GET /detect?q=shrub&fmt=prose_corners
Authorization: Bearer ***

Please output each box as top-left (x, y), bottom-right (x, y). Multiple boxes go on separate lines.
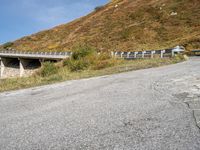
top-left (40, 62), bottom-right (58, 77)
top-left (120, 28), bottom-right (131, 40)
top-left (72, 45), bottom-right (96, 60)
top-left (65, 59), bottom-right (90, 72)
top-left (3, 42), bottom-right (13, 49)
top-left (63, 45), bottom-right (97, 72)
top-left (94, 6), bottom-right (104, 11)
top-left (63, 46), bottom-right (118, 72)
top-left (172, 54), bottom-right (187, 63)
top-left (63, 59), bottom-right (71, 67)
top-left (93, 53), bottom-right (119, 70)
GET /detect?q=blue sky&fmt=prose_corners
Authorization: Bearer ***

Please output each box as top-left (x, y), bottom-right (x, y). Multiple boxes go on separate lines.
top-left (0, 0), bottom-right (109, 44)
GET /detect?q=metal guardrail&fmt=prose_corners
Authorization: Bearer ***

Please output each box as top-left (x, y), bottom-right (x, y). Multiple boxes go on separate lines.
top-left (0, 48), bottom-right (179, 60)
top-left (112, 49), bottom-right (174, 59)
top-left (191, 50), bottom-right (200, 53)
top-left (0, 50), bottom-right (73, 56)
top-left (191, 50), bottom-right (200, 56)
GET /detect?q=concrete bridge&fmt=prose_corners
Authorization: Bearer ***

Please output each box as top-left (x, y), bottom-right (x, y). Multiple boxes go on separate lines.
top-left (0, 50), bottom-right (72, 78)
top-left (0, 47), bottom-right (184, 79)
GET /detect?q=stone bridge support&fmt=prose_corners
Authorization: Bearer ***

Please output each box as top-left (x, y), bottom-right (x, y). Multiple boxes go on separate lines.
top-left (19, 58), bottom-right (42, 77)
top-left (0, 57), bottom-right (42, 79)
top-left (0, 50), bottom-right (68, 79)
top-left (0, 57), bottom-right (18, 78)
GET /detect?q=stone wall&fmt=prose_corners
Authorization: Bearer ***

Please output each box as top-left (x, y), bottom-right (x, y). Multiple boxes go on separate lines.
top-left (0, 67), bottom-right (39, 79)
top-left (3, 67), bottom-right (20, 78)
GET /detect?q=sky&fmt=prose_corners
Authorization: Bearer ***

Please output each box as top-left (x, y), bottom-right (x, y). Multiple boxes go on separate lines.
top-left (0, 0), bottom-right (109, 44)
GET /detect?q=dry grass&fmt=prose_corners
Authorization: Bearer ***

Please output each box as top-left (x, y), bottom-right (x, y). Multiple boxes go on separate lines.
top-left (0, 56), bottom-right (185, 92)
top-left (1, 0), bottom-right (199, 53)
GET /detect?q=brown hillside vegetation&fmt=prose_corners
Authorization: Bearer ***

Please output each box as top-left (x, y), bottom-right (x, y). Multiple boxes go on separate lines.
top-left (2, 0), bottom-right (200, 52)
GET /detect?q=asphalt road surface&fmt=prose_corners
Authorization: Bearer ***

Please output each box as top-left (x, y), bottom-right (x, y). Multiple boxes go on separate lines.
top-left (0, 57), bottom-right (200, 150)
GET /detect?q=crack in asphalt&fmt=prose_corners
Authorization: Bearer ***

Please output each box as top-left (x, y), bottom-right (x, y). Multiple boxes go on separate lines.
top-left (1, 57), bottom-right (200, 149)
top-left (153, 74), bottom-right (200, 131)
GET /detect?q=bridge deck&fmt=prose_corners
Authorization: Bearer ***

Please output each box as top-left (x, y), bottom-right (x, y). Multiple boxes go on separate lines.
top-left (0, 50), bottom-right (71, 60)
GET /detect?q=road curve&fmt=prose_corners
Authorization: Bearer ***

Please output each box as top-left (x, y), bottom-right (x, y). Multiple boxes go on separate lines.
top-left (0, 57), bottom-right (200, 150)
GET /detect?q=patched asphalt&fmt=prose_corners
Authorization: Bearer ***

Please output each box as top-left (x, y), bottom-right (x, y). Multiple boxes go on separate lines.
top-left (0, 57), bottom-right (200, 150)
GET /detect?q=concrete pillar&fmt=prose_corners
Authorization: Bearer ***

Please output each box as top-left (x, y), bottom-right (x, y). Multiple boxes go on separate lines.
top-left (19, 58), bottom-right (33, 77)
top-left (0, 58), bottom-right (12, 78)
top-left (19, 59), bottom-right (25, 77)
top-left (39, 59), bottom-right (45, 63)
top-left (0, 58), bottom-right (5, 78)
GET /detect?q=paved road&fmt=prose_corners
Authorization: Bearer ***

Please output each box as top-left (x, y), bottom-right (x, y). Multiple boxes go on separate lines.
top-left (0, 57), bottom-right (200, 150)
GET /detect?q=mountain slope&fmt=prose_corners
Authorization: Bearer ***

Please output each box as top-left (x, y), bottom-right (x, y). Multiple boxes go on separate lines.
top-left (2, 0), bottom-right (200, 52)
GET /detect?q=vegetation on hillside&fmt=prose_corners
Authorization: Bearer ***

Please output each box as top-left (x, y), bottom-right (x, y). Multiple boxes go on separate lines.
top-left (0, 0), bottom-right (199, 53)
top-left (2, 42), bottom-right (14, 49)
top-left (0, 45), bottom-right (186, 92)
top-left (63, 45), bottom-right (117, 71)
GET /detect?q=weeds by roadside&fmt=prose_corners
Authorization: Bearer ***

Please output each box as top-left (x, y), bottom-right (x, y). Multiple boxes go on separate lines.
top-left (63, 45), bottom-right (118, 71)
top-left (0, 45), bottom-right (187, 92)
top-left (39, 62), bottom-right (59, 77)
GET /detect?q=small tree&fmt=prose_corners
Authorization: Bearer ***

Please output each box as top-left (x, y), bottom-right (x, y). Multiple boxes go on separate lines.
top-left (63, 44), bottom-right (97, 72)
top-left (3, 42), bottom-right (14, 49)
top-left (94, 6), bottom-right (104, 11)
top-left (40, 62), bottom-right (58, 77)
top-left (71, 44), bottom-right (96, 60)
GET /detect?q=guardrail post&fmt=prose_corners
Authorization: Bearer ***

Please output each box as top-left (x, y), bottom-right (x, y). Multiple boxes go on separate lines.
top-left (114, 52), bottom-right (118, 57)
top-left (142, 51), bottom-right (146, 58)
top-left (127, 52), bottom-right (130, 59)
top-left (134, 52), bottom-right (138, 58)
top-left (151, 51), bottom-right (156, 58)
top-left (161, 50), bottom-right (165, 58)
top-left (120, 52), bottom-right (124, 58)
top-left (111, 51), bottom-right (114, 58)
top-left (172, 50), bottom-right (175, 57)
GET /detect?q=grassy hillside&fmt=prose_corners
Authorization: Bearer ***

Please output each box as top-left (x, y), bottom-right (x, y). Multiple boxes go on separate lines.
top-left (1, 0), bottom-right (200, 52)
